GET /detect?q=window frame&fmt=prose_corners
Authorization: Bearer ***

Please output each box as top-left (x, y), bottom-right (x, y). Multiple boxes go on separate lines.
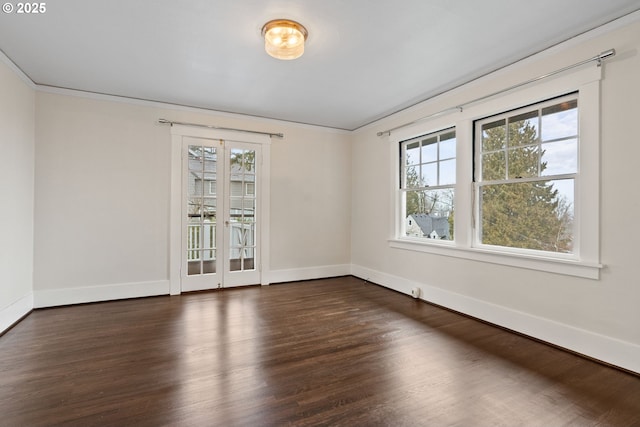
top-left (473, 93), bottom-right (579, 257)
top-left (389, 63), bottom-right (602, 279)
top-left (399, 127), bottom-right (456, 242)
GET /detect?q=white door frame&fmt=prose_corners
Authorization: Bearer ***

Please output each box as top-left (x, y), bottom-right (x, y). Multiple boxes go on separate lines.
top-left (169, 124), bottom-right (271, 294)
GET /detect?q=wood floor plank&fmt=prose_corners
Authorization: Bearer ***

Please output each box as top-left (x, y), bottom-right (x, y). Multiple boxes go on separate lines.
top-left (1, 276), bottom-right (639, 426)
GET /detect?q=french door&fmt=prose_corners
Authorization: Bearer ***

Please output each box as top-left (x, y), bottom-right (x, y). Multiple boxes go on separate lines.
top-left (181, 136), bottom-right (262, 291)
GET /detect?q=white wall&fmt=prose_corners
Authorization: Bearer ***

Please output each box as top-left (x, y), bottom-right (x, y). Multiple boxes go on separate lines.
top-left (34, 94), bottom-right (171, 304)
top-left (269, 125), bottom-right (352, 282)
top-left (0, 59), bottom-right (35, 332)
top-left (351, 15), bottom-right (640, 373)
top-left (33, 91), bottom-right (351, 305)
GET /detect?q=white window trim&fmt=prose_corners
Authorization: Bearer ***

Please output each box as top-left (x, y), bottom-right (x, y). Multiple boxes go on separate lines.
top-left (389, 63), bottom-right (602, 279)
top-left (399, 128), bottom-right (456, 240)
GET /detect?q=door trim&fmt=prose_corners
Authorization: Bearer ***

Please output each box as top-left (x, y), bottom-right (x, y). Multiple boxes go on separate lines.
top-left (169, 125), bottom-right (271, 294)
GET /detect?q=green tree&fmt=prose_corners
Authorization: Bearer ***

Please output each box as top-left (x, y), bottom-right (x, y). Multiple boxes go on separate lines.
top-left (405, 164), bottom-right (424, 215)
top-left (481, 120), bottom-right (573, 252)
top-left (230, 149), bottom-right (255, 171)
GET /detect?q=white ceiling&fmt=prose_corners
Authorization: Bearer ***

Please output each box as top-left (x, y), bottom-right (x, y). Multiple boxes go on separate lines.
top-left (1, 1), bottom-right (639, 130)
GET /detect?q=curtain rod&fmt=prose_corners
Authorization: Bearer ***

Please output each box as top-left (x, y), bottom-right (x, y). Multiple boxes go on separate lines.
top-left (158, 119), bottom-right (284, 138)
top-left (377, 48), bottom-right (616, 137)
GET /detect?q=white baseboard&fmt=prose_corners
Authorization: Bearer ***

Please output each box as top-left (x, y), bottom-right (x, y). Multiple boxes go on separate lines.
top-left (351, 264), bottom-right (640, 375)
top-left (0, 292), bottom-right (33, 334)
top-left (268, 264), bottom-right (351, 284)
top-left (34, 280), bottom-right (170, 308)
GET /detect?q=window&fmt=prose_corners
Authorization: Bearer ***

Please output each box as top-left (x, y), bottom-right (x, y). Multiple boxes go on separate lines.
top-left (246, 182), bottom-right (255, 196)
top-left (400, 128), bottom-right (456, 240)
top-left (391, 63), bottom-right (601, 279)
top-left (475, 94), bottom-right (577, 254)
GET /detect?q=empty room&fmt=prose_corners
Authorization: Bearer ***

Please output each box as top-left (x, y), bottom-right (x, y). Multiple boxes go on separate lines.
top-left (1, 1), bottom-right (640, 425)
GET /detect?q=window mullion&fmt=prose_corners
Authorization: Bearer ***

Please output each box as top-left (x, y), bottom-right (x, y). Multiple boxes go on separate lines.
top-left (480, 173), bottom-right (576, 186)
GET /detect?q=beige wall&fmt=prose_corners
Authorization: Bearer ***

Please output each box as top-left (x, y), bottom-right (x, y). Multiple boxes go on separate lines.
top-left (0, 59), bottom-right (35, 331)
top-left (270, 125), bottom-right (352, 272)
top-left (34, 95), bottom-right (171, 293)
top-left (33, 92), bottom-right (351, 299)
top-left (351, 15), bottom-right (640, 372)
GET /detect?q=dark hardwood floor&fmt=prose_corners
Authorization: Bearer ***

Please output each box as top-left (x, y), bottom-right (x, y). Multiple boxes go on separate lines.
top-left (1, 276), bottom-right (639, 426)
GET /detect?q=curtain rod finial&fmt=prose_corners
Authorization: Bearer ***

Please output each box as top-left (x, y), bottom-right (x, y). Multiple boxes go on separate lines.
top-left (599, 49), bottom-right (616, 60)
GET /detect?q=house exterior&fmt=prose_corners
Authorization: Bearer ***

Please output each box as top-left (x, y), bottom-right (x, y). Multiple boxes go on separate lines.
top-left (406, 213), bottom-right (451, 240)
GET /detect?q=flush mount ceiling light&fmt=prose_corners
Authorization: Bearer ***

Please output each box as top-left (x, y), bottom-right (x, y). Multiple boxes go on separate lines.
top-left (261, 19), bottom-right (308, 60)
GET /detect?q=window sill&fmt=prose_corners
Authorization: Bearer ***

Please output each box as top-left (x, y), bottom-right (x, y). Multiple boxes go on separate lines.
top-left (388, 238), bottom-right (602, 279)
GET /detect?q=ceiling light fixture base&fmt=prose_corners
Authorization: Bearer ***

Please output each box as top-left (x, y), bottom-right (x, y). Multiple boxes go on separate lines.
top-left (261, 19), bottom-right (308, 60)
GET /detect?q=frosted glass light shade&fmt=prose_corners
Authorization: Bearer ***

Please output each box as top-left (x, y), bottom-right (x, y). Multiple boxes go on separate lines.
top-left (262, 19), bottom-right (308, 60)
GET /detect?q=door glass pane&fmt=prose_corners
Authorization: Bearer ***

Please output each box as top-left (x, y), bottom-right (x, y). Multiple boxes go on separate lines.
top-left (188, 146), bottom-right (203, 171)
top-left (203, 249), bottom-right (216, 274)
top-left (188, 199), bottom-right (201, 223)
top-left (188, 252), bottom-right (201, 276)
top-left (203, 198), bottom-right (216, 220)
top-left (204, 172), bottom-right (217, 195)
top-left (203, 147), bottom-right (217, 171)
top-left (228, 148), bottom-right (257, 273)
top-left (202, 220), bottom-right (216, 249)
top-left (186, 144), bottom-right (217, 276)
top-left (243, 197), bottom-right (256, 212)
